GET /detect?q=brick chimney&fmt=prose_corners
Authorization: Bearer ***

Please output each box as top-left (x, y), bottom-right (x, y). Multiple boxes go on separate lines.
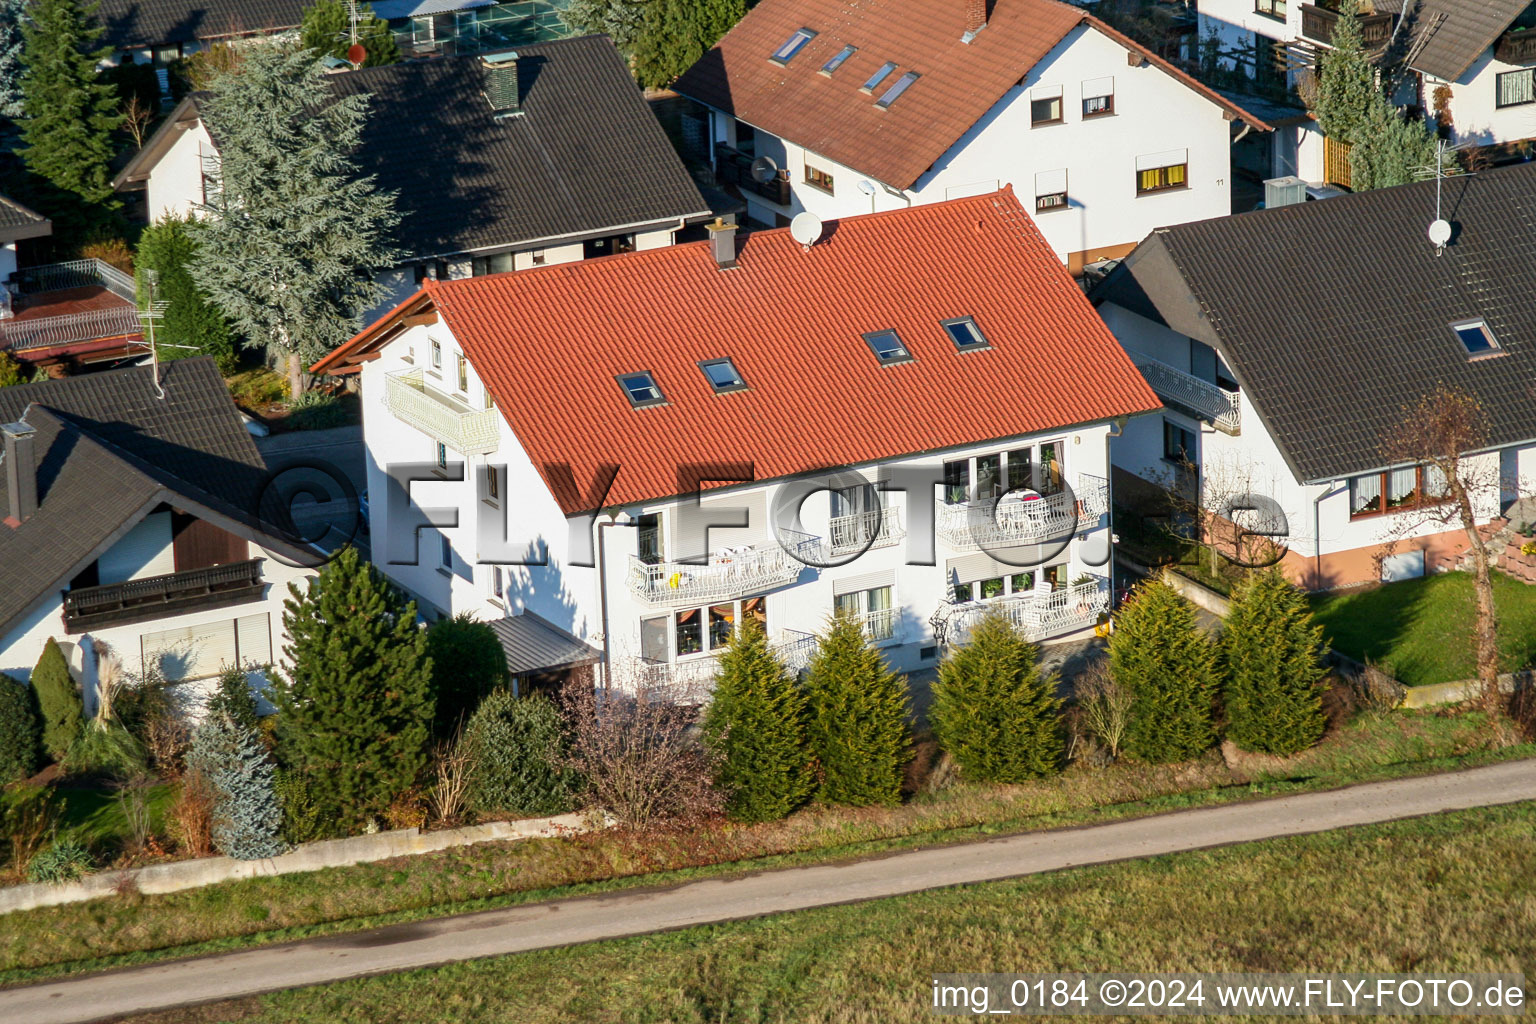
top-left (3, 421), bottom-right (37, 526)
top-left (481, 51), bottom-right (522, 117)
top-left (962, 0), bottom-right (988, 43)
top-left (707, 217), bottom-right (738, 270)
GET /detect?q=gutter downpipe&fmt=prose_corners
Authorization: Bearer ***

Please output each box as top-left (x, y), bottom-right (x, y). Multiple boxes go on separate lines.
top-left (1106, 416), bottom-right (1127, 606)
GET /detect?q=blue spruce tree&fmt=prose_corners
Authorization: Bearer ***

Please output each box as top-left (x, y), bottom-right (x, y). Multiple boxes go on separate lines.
top-left (189, 711), bottom-right (287, 860)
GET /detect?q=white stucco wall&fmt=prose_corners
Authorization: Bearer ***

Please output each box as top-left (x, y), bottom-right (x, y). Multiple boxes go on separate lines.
top-left (146, 121), bottom-right (215, 223)
top-left (1428, 53), bottom-right (1536, 148)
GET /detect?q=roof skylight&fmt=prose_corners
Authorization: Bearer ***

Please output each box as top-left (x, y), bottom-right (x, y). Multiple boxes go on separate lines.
top-left (1451, 319), bottom-right (1501, 357)
top-left (941, 316), bottom-right (990, 351)
top-left (618, 372), bottom-right (667, 408)
top-left (861, 61), bottom-right (898, 94)
top-left (771, 28), bottom-right (817, 64)
top-left (875, 71), bottom-right (920, 108)
top-left (863, 329), bottom-right (913, 365)
top-left (699, 358), bottom-right (747, 393)
top-left (821, 44), bottom-right (856, 74)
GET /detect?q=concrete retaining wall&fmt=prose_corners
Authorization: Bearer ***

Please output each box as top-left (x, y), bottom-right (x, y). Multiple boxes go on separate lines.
top-left (0, 811), bottom-right (592, 916)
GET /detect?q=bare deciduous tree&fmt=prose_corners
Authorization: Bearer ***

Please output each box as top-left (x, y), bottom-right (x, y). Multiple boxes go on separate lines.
top-left (121, 93), bottom-right (153, 148)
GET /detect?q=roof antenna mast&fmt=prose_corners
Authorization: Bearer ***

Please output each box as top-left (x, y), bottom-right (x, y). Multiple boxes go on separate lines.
top-left (137, 270), bottom-right (169, 400)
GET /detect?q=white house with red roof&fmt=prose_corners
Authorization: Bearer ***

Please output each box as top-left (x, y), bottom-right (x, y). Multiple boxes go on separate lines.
top-left (314, 191), bottom-right (1159, 693)
top-left (672, 0), bottom-right (1272, 274)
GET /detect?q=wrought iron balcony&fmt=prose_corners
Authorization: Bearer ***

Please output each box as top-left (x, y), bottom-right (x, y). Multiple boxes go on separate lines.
top-left (1, 258), bottom-right (143, 353)
top-left (626, 531), bottom-right (817, 608)
top-left (935, 474), bottom-right (1108, 551)
top-left (943, 575), bottom-right (1109, 646)
top-left (1300, 3), bottom-right (1394, 48)
top-left (1494, 27), bottom-right (1536, 64)
top-left (384, 368), bottom-right (499, 455)
top-left (1132, 356), bottom-right (1241, 434)
top-left (62, 559), bottom-right (264, 633)
top-left (851, 606), bottom-right (899, 644)
top-left (0, 307), bottom-right (144, 351)
top-left (827, 505), bottom-right (905, 557)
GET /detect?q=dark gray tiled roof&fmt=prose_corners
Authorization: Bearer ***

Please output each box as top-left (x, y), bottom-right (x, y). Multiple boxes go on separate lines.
top-left (0, 359), bottom-right (307, 639)
top-left (1380, 0), bottom-right (1533, 82)
top-left (95, 0), bottom-right (306, 51)
top-left (325, 37), bottom-right (712, 259)
top-left (1093, 162), bottom-right (1536, 484)
top-left (488, 612), bottom-right (599, 675)
top-left (0, 193), bottom-right (50, 243)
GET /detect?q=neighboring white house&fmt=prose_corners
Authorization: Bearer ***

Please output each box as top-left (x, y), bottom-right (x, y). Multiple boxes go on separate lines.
top-left (672, 0), bottom-right (1272, 273)
top-left (314, 190), bottom-right (1161, 692)
top-left (113, 37), bottom-right (714, 317)
top-left (0, 360), bottom-right (320, 711)
top-left (1199, 0), bottom-right (1536, 182)
top-left (1092, 161), bottom-right (1536, 590)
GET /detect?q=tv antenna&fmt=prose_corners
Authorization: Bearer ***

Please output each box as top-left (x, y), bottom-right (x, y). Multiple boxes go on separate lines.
top-left (1412, 137), bottom-right (1467, 257)
top-left (136, 276), bottom-right (170, 400)
top-left (344, 1), bottom-right (367, 67)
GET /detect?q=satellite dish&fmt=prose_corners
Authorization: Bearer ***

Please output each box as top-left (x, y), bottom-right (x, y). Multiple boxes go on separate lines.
top-left (1427, 218), bottom-right (1452, 248)
top-left (789, 212), bottom-right (823, 247)
top-left (855, 179), bottom-right (876, 196)
top-left (749, 156), bottom-right (779, 184)
top-left (347, 43), bottom-right (367, 65)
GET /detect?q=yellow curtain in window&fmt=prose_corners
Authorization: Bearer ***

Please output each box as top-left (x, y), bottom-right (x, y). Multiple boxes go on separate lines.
top-left (1139, 168), bottom-right (1159, 191)
top-left (1167, 163), bottom-right (1186, 186)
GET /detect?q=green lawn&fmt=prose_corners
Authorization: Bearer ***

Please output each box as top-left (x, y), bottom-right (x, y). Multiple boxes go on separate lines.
top-left (117, 802), bottom-right (1536, 1024)
top-left (1310, 572), bottom-right (1536, 687)
top-left (1, 781), bottom-right (175, 854)
top-left (2, 711), bottom-right (1528, 987)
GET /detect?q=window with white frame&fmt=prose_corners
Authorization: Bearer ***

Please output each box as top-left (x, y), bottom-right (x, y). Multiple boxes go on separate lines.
top-left (1137, 150), bottom-right (1190, 194)
top-left (1254, 0), bottom-right (1286, 21)
top-left (672, 596), bottom-right (767, 658)
top-left (1081, 77), bottom-right (1114, 117)
top-left (430, 339), bottom-right (442, 369)
top-left (943, 442), bottom-right (1063, 505)
top-left (1034, 169), bottom-right (1068, 213)
top-left (1030, 85), bottom-right (1064, 126)
top-left (834, 585), bottom-right (893, 640)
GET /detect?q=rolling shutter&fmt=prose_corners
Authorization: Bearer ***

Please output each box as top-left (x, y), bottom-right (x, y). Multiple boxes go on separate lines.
top-left (140, 613), bottom-right (271, 681)
top-left (833, 568), bottom-right (895, 597)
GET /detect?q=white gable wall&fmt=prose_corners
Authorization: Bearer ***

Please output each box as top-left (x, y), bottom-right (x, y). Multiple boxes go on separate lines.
top-left (146, 121), bottom-right (215, 223)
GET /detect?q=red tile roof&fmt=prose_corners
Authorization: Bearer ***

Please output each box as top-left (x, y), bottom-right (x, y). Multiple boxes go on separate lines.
top-left (318, 190), bottom-right (1160, 515)
top-left (673, 0), bottom-right (1272, 190)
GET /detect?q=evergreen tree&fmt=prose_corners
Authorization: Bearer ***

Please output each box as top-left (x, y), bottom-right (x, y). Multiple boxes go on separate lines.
top-left (271, 546), bottom-right (432, 832)
top-left (191, 47), bottom-right (400, 399)
top-left (206, 666), bottom-right (261, 736)
top-left (930, 613), bottom-right (1064, 783)
top-left (565, 0), bottom-right (746, 89)
top-left (136, 215), bottom-right (236, 372)
top-left (1109, 577), bottom-right (1219, 764)
top-left (701, 616), bottom-right (812, 822)
top-left (31, 638), bottom-right (82, 762)
top-left (1312, 0), bottom-right (1374, 145)
top-left (426, 614), bottom-right (508, 736)
top-left (189, 711), bottom-right (286, 859)
top-left (0, 672), bottom-right (43, 783)
top-left (0, 0), bottom-right (26, 119)
top-left (19, 0), bottom-right (121, 203)
top-left (802, 613), bottom-right (910, 806)
top-left (300, 0), bottom-right (400, 67)
top-left (1348, 90), bottom-right (1449, 192)
top-left (1221, 567), bottom-right (1328, 755)
top-left (463, 690), bottom-right (579, 817)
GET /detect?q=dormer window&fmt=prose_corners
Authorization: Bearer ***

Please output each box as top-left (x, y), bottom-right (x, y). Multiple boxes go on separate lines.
top-left (863, 329), bottom-right (912, 365)
top-left (941, 316), bottom-right (990, 351)
top-left (618, 372), bottom-right (667, 408)
top-left (861, 61), bottom-right (898, 94)
top-left (771, 28), bottom-right (816, 64)
top-left (1451, 319), bottom-right (1501, 358)
top-left (699, 358), bottom-right (747, 393)
top-left (875, 71), bottom-right (919, 109)
top-left (821, 44), bottom-right (856, 74)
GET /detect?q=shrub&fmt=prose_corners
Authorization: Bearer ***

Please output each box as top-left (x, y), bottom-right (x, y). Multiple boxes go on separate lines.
top-left (66, 721), bottom-right (148, 778)
top-left (1109, 576), bottom-right (1219, 764)
top-left (1221, 567), bottom-right (1329, 755)
top-left (561, 679), bottom-right (721, 828)
top-left (464, 690), bottom-right (579, 818)
top-left (115, 659), bottom-right (188, 777)
top-left (802, 613), bottom-right (911, 806)
top-left (27, 837), bottom-right (92, 884)
top-left (206, 666), bottom-right (261, 735)
top-left (188, 712), bottom-right (286, 860)
top-left (1074, 661), bottom-right (1133, 761)
top-left (930, 613), bottom-right (1063, 782)
top-left (428, 734), bottom-right (474, 827)
top-left (32, 637), bottom-right (83, 761)
top-left (0, 672), bottom-right (43, 783)
top-left (0, 350), bottom-right (26, 387)
top-left (169, 769), bottom-right (215, 857)
top-left (135, 214), bottom-right (236, 371)
top-left (701, 617), bottom-right (812, 822)
top-left (427, 614), bottom-right (509, 736)
top-left (286, 389), bottom-right (349, 430)
top-left (3, 786), bottom-right (59, 875)
top-left (80, 237), bottom-right (133, 272)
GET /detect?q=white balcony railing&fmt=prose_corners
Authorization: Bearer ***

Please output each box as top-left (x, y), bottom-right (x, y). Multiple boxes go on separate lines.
top-left (1133, 357), bottom-right (1241, 435)
top-left (852, 606), bottom-right (898, 643)
top-left (935, 473), bottom-right (1108, 551)
top-left (827, 504), bottom-right (905, 557)
top-left (0, 306), bottom-right (144, 351)
top-left (626, 531), bottom-right (818, 608)
top-left (14, 258), bottom-right (137, 302)
top-left (383, 368), bottom-right (499, 455)
top-left (624, 628), bottom-right (824, 698)
top-left (945, 575), bottom-right (1109, 646)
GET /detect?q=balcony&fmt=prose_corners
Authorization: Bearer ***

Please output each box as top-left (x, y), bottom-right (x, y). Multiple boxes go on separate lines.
top-left (1, 259), bottom-right (143, 354)
top-left (851, 606), bottom-right (899, 644)
top-left (1132, 356), bottom-right (1242, 434)
top-left (935, 474), bottom-right (1108, 552)
top-left (827, 505), bottom-right (905, 557)
top-left (625, 629), bottom-right (821, 697)
top-left (626, 531), bottom-right (818, 608)
top-left (383, 368), bottom-right (499, 455)
top-left (1300, 3), bottom-right (1394, 49)
top-left (944, 575), bottom-right (1109, 646)
top-left (714, 146), bottom-right (793, 205)
top-left (62, 559), bottom-right (265, 633)
top-left (1494, 27), bottom-right (1536, 65)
